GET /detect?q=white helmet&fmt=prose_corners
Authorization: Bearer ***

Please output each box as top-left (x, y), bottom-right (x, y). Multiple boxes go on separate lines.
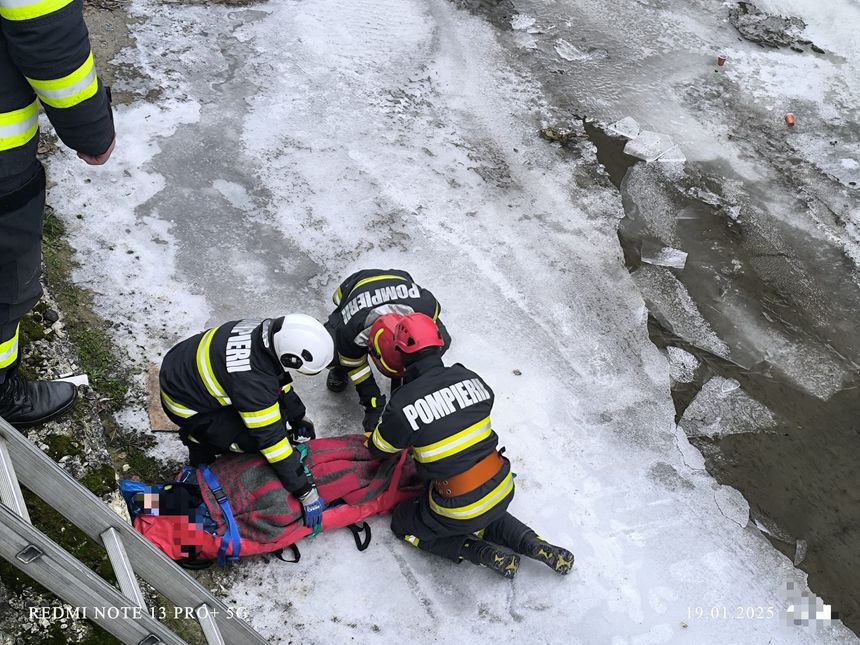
top-left (273, 314), bottom-right (334, 375)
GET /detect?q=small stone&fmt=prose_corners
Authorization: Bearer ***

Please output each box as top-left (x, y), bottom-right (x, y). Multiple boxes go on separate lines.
top-left (122, 464), bottom-right (131, 472)
top-left (513, 369), bottom-right (522, 376)
top-left (43, 309), bottom-right (59, 324)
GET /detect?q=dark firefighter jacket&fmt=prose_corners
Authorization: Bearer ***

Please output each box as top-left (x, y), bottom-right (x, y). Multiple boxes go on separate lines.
top-left (326, 269), bottom-right (445, 406)
top-left (1, 0), bottom-right (114, 181)
top-left (159, 318), bottom-right (311, 496)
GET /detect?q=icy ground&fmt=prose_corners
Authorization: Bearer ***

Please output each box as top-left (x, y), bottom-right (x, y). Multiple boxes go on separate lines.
top-left (44, 0), bottom-right (857, 642)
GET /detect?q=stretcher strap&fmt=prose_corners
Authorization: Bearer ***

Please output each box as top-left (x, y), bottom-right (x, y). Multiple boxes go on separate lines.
top-left (199, 465), bottom-right (241, 564)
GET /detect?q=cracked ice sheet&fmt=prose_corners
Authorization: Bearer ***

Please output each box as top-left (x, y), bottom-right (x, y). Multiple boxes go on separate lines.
top-left (43, 0), bottom-right (855, 643)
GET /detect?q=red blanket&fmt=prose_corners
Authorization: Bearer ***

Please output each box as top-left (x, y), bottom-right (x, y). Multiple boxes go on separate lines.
top-left (134, 435), bottom-right (421, 561)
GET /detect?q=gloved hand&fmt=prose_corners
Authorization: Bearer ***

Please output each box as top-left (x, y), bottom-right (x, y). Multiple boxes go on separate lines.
top-left (299, 487), bottom-right (325, 529)
top-left (288, 416), bottom-right (316, 443)
top-left (362, 395), bottom-right (386, 433)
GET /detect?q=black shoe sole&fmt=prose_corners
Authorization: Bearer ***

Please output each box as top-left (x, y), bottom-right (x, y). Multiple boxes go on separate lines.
top-left (6, 386), bottom-right (78, 429)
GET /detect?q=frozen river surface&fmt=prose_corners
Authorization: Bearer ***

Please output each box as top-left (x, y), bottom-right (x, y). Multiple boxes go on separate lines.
top-left (45, 0), bottom-right (859, 642)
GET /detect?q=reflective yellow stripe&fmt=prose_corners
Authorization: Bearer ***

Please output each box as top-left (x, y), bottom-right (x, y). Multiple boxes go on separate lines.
top-left (196, 328), bottom-right (230, 406)
top-left (413, 417), bottom-right (493, 463)
top-left (160, 390), bottom-right (197, 419)
top-left (403, 535), bottom-right (420, 547)
top-left (0, 100), bottom-right (38, 152)
top-left (333, 286), bottom-right (343, 306)
top-left (372, 328), bottom-right (399, 374)
top-left (0, 324), bottom-right (20, 369)
top-left (27, 51), bottom-right (98, 109)
top-left (239, 402), bottom-right (281, 429)
top-left (338, 353), bottom-right (366, 368)
top-left (260, 437), bottom-right (294, 463)
top-left (349, 364), bottom-right (372, 385)
top-left (348, 274), bottom-right (406, 297)
top-left (0, 0), bottom-right (74, 21)
top-left (433, 301), bottom-right (440, 321)
top-left (429, 472), bottom-right (514, 520)
top-left (282, 383), bottom-right (292, 394)
top-left (371, 427), bottom-right (400, 454)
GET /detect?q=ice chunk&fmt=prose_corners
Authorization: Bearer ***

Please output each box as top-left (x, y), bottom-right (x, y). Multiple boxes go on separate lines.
top-left (607, 116), bottom-right (641, 140)
top-left (674, 424), bottom-right (706, 470)
top-left (679, 376), bottom-right (777, 439)
top-left (666, 346), bottom-right (699, 383)
top-left (54, 374), bottom-right (89, 387)
top-left (624, 131), bottom-right (676, 162)
top-left (510, 14), bottom-right (536, 31)
top-left (632, 264), bottom-right (730, 358)
top-left (554, 39), bottom-right (589, 61)
top-left (714, 485), bottom-right (750, 528)
top-left (656, 145), bottom-right (687, 164)
top-left (641, 241), bottom-right (688, 269)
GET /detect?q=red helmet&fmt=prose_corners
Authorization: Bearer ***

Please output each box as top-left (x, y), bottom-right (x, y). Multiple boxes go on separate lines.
top-left (394, 313), bottom-right (444, 354)
top-left (368, 313), bottom-right (405, 377)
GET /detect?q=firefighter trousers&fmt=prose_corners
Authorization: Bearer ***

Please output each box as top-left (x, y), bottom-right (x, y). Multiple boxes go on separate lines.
top-left (0, 162), bottom-right (45, 384)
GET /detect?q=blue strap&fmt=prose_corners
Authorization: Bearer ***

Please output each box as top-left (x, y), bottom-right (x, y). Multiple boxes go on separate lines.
top-left (199, 466), bottom-right (240, 564)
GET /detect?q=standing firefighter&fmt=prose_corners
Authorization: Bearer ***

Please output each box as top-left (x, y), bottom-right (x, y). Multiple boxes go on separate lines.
top-left (159, 315), bottom-right (333, 529)
top-left (1, 0), bottom-right (115, 426)
top-left (325, 269), bottom-right (449, 432)
top-left (367, 313), bottom-right (573, 578)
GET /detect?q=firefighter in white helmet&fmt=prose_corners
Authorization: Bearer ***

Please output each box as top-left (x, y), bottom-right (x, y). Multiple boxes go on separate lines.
top-left (158, 314), bottom-right (333, 529)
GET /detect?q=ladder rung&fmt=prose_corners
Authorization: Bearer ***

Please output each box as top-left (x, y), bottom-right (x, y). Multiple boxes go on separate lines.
top-left (0, 435), bottom-right (30, 522)
top-left (102, 526), bottom-right (148, 609)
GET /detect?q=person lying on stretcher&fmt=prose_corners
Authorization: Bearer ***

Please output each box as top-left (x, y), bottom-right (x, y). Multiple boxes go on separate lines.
top-left (120, 434), bottom-right (422, 567)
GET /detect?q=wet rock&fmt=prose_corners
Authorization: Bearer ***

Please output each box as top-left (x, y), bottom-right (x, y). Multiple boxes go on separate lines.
top-left (42, 308), bottom-right (60, 324)
top-left (679, 376), bottom-right (777, 438)
top-left (728, 2), bottom-right (820, 52)
top-left (539, 126), bottom-right (586, 146)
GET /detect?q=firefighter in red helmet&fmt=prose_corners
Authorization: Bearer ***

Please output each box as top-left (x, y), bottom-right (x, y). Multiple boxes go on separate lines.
top-left (367, 313), bottom-right (573, 578)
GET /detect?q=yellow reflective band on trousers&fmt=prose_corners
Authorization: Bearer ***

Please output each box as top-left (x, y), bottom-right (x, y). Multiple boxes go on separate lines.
top-left (0, 101), bottom-right (38, 152)
top-left (348, 363), bottom-right (372, 385)
top-left (160, 390), bottom-right (197, 419)
top-left (239, 402), bottom-right (281, 429)
top-left (0, 0), bottom-right (74, 20)
top-left (371, 427), bottom-right (399, 454)
top-left (0, 324), bottom-right (21, 370)
top-left (338, 353), bottom-right (365, 368)
top-left (403, 535), bottom-right (420, 547)
top-left (196, 327), bottom-right (230, 406)
top-left (429, 472), bottom-right (514, 520)
top-left (348, 274), bottom-right (406, 297)
top-left (27, 51), bottom-right (99, 109)
top-left (260, 437), bottom-right (293, 463)
top-left (412, 416), bottom-right (492, 463)
top-left (282, 383), bottom-right (292, 394)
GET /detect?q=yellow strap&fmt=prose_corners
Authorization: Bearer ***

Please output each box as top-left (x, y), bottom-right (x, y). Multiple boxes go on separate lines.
top-left (348, 274), bottom-right (406, 297)
top-left (196, 328), bottom-right (230, 406)
top-left (27, 51), bottom-right (98, 109)
top-left (0, 0), bottom-right (75, 21)
top-left (239, 402), bottom-right (281, 429)
top-left (0, 324), bottom-right (21, 369)
top-left (0, 100), bottom-right (38, 152)
top-left (371, 427), bottom-right (400, 454)
top-left (429, 472), bottom-right (513, 520)
top-left (160, 390), bottom-right (197, 419)
top-left (412, 416), bottom-right (492, 463)
top-left (260, 436), bottom-right (294, 463)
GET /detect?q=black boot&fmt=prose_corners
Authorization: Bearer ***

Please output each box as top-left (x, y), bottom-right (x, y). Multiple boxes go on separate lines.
top-left (460, 538), bottom-right (520, 579)
top-left (326, 366), bottom-right (348, 393)
top-left (0, 371), bottom-right (78, 428)
top-left (521, 533), bottom-right (574, 575)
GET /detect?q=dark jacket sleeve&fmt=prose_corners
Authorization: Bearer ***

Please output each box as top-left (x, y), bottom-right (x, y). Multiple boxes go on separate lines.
top-left (1, 0), bottom-right (114, 155)
top-left (230, 374), bottom-right (309, 495)
top-left (279, 381), bottom-right (307, 426)
top-left (367, 401), bottom-right (413, 460)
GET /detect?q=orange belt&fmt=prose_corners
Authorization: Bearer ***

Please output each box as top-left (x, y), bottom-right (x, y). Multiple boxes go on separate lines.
top-left (433, 451), bottom-right (504, 498)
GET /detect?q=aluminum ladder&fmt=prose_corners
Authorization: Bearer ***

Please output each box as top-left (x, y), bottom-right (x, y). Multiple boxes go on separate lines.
top-left (0, 415), bottom-right (270, 645)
